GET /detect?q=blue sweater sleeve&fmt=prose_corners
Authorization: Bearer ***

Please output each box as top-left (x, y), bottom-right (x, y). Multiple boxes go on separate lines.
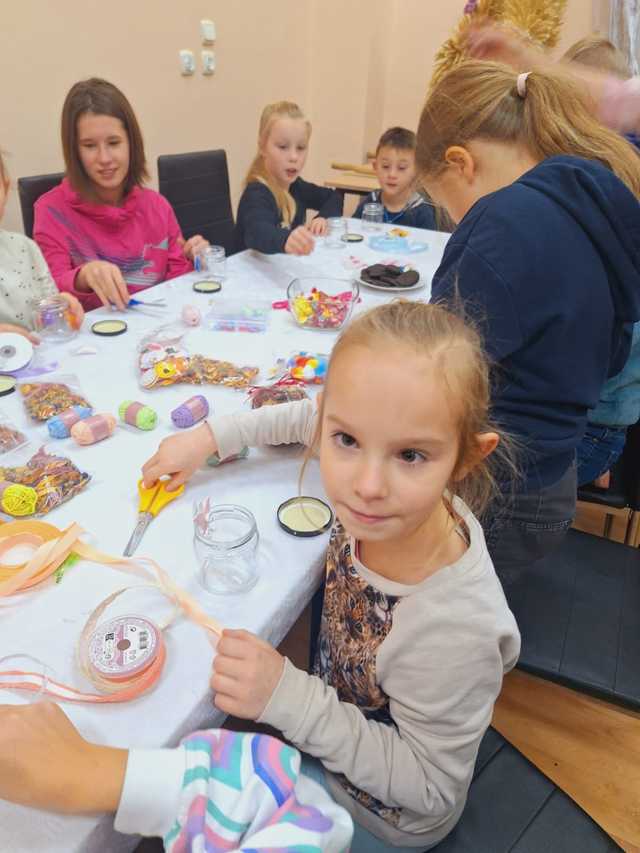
top-left (294, 178), bottom-right (344, 218)
top-left (431, 241), bottom-right (524, 362)
top-left (409, 201), bottom-right (439, 231)
top-left (236, 182), bottom-right (291, 254)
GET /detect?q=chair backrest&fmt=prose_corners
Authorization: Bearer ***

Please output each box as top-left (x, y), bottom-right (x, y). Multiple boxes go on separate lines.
top-left (157, 150), bottom-right (235, 255)
top-left (622, 417), bottom-right (640, 509)
top-left (17, 172), bottom-right (64, 238)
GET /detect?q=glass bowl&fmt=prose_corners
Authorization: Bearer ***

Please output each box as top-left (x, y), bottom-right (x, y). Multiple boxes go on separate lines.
top-left (287, 277), bottom-right (359, 332)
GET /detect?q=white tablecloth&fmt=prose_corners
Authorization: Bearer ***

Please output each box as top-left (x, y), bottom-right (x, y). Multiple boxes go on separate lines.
top-left (0, 221), bottom-right (449, 853)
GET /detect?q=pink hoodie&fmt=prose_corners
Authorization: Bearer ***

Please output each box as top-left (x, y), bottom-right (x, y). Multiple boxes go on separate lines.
top-left (33, 179), bottom-right (192, 310)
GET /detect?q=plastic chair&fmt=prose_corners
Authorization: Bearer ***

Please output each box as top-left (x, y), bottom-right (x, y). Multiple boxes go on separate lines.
top-left (577, 418), bottom-right (640, 543)
top-left (17, 172), bottom-right (64, 238)
top-left (157, 149), bottom-right (235, 255)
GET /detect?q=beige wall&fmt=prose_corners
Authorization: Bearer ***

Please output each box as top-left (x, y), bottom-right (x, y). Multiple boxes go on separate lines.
top-left (1, 0), bottom-right (595, 234)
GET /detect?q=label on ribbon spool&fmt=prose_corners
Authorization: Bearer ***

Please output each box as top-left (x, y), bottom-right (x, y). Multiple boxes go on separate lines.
top-left (89, 615), bottom-right (159, 679)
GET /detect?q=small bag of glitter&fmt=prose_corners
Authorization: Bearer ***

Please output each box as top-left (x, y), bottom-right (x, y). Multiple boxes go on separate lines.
top-left (0, 446), bottom-right (91, 516)
top-left (0, 416), bottom-right (29, 456)
top-left (18, 375), bottom-right (92, 422)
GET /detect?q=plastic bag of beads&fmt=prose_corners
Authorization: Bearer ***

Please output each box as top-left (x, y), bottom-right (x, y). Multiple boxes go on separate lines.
top-left (137, 325), bottom-right (259, 390)
top-left (0, 446), bottom-right (91, 517)
top-left (18, 375), bottom-right (92, 422)
top-left (205, 299), bottom-right (270, 333)
top-left (248, 379), bottom-right (309, 410)
top-left (0, 416), bottom-right (29, 456)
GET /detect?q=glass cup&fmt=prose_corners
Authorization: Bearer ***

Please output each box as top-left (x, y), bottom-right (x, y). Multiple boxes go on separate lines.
top-left (195, 245), bottom-right (227, 283)
top-left (361, 202), bottom-right (384, 232)
top-left (193, 501), bottom-right (259, 594)
top-left (34, 295), bottom-right (79, 342)
top-left (324, 217), bottom-right (347, 249)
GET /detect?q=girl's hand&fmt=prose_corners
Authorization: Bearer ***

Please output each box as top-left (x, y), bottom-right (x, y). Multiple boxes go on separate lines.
top-left (285, 226), bottom-right (315, 256)
top-left (0, 323), bottom-right (39, 345)
top-left (142, 422), bottom-right (218, 491)
top-left (75, 261), bottom-right (130, 311)
top-left (180, 234), bottom-right (209, 262)
top-left (59, 292), bottom-right (85, 330)
top-left (308, 217), bottom-right (328, 236)
top-left (0, 703), bottom-right (127, 814)
top-left (211, 629), bottom-right (284, 719)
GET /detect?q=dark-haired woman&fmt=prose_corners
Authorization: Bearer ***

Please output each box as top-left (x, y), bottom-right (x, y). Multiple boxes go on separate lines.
top-left (34, 78), bottom-right (206, 310)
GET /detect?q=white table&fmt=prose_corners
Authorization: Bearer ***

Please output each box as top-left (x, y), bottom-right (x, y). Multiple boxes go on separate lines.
top-left (0, 220), bottom-right (449, 853)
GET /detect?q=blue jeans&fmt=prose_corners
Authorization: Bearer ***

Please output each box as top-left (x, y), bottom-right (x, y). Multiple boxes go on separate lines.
top-left (576, 423), bottom-right (627, 487)
top-left (300, 756), bottom-right (435, 851)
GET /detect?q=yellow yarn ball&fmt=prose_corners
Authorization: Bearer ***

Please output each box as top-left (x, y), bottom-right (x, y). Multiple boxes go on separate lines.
top-left (2, 484), bottom-right (38, 517)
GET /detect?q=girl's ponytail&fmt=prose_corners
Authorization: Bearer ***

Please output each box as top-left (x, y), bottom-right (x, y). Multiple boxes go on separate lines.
top-left (417, 60), bottom-right (640, 200)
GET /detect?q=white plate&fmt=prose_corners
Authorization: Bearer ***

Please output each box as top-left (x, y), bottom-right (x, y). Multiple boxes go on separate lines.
top-left (357, 276), bottom-right (424, 293)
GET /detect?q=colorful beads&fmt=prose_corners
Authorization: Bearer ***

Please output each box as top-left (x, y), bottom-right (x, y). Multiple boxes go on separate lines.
top-left (290, 288), bottom-right (354, 330)
top-left (118, 401), bottom-right (158, 431)
top-left (171, 395), bottom-right (210, 428)
top-left (285, 351), bottom-right (329, 384)
top-left (71, 414), bottom-right (116, 446)
top-left (47, 406), bottom-right (93, 439)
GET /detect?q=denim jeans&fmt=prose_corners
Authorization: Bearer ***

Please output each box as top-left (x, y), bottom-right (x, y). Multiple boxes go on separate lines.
top-left (484, 462), bottom-right (577, 601)
top-left (576, 423), bottom-right (627, 487)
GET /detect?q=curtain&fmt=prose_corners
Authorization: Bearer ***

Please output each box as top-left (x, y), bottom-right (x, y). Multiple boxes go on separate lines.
top-left (610, 0), bottom-right (640, 75)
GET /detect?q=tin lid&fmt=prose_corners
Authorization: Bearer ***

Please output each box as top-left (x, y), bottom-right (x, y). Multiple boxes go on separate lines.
top-left (193, 280), bottom-right (222, 294)
top-left (277, 496), bottom-right (333, 537)
top-left (0, 375), bottom-right (17, 397)
top-left (92, 319), bottom-right (128, 337)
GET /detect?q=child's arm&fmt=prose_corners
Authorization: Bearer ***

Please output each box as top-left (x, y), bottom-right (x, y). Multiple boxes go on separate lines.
top-left (295, 178), bottom-right (344, 219)
top-left (28, 238), bottom-right (85, 328)
top-left (239, 183), bottom-right (295, 254)
top-left (0, 703), bottom-right (352, 851)
top-left (142, 399), bottom-right (317, 490)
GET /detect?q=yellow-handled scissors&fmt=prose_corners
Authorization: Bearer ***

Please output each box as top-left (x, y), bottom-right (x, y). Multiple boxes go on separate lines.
top-left (123, 479), bottom-right (185, 557)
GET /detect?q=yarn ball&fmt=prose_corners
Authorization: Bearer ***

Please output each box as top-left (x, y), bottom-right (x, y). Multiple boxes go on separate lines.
top-left (118, 400), bottom-right (158, 431)
top-left (0, 483), bottom-right (38, 517)
top-left (71, 413), bottom-right (116, 446)
top-left (171, 395), bottom-right (209, 429)
top-left (47, 406), bottom-right (93, 439)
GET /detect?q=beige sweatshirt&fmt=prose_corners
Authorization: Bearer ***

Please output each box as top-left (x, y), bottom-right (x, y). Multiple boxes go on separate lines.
top-left (0, 230), bottom-right (57, 329)
top-left (209, 400), bottom-right (521, 849)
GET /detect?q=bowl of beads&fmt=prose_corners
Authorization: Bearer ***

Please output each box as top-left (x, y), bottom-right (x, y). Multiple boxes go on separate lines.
top-left (287, 278), bottom-right (359, 332)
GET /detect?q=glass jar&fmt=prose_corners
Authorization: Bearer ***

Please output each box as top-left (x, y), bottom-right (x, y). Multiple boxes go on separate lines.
top-left (34, 295), bottom-right (79, 341)
top-left (193, 501), bottom-right (259, 594)
top-left (324, 216), bottom-right (347, 249)
top-left (195, 245), bottom-right (226, 283)
top-left (361, 202), bottom-right (384, 231)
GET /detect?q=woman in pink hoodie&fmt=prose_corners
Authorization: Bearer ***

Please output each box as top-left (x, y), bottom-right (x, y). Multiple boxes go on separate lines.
top-left (34, 78), bottom-right (206, 311)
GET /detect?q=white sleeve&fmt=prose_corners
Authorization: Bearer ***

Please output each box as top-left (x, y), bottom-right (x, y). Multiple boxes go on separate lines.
top-left (208, 398), bottom-right (317, 460)
top-left (114, 747), bottom-right (185, 838)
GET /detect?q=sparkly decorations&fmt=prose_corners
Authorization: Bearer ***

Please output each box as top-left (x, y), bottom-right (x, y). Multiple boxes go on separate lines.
top-left (0, 447), bottom-right (90, 516)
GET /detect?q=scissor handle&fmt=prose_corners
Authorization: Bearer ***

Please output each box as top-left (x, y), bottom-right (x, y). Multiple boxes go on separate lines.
top-left (137, 479), bottom-right (185, 517)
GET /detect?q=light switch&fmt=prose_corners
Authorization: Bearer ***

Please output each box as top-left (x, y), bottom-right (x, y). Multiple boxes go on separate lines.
top-left (200, 19), bottom-right (216, 44)
top-left (179, 49), bottom-right (196, 76)
top-left (201, 50), bottom-right (215, 75)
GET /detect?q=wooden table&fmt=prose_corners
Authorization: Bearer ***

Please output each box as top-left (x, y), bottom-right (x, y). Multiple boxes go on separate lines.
top-left (325, 171), bottom-right (379, 200)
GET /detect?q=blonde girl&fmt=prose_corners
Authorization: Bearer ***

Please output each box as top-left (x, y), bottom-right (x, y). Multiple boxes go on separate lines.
top-left (234, 101), bottom-right (343, 256)
top-left (416, 60), bottom-right (640, 586)
top-left (137, 300), bottom-right (521, 851)
top-left (0, 151), bottom-right (83, 339)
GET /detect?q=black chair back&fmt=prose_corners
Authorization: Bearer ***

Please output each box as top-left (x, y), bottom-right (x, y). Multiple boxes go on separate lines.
top-left (17, 172), bottom-right (64, 238)
top-left (578, 416), bottom-right (640, 513)
top-left (158, 150), bottom-right (235, 255)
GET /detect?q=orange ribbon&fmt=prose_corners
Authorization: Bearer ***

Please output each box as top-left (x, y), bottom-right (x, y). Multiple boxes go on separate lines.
top-left (0, 519), bottom-right (223, 703)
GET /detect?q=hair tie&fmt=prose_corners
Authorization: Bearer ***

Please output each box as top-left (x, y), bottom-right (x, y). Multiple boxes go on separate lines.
top-left (516, 72), bottom-right (531, 98)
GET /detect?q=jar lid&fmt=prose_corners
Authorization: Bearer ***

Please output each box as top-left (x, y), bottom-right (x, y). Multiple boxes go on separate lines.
top-left (0, 374), bottom-right (17, 397)
top-left (193, 280), bottom-right (222, 294)
top-left (341, 233), bottom-right (363, 243)
top-left (92, 319), bottom-right (128, 337)
top-left (277, 496), bottom-right (333, 537)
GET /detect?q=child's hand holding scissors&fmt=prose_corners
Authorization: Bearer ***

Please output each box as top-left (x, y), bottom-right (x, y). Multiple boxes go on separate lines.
top-left (142, 422), bottom-right (217, 491)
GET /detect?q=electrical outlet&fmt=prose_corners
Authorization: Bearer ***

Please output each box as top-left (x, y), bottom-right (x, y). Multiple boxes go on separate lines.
top-left (179, 49), bottom-right (196, 76)
top-left (201, 50), bottom-right (216, 75)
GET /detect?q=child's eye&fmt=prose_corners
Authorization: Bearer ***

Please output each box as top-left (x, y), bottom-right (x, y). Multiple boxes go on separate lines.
top-left (334, 431), bottom-right (357, 449)
top-left (399, 449), bottom-right (426, 464)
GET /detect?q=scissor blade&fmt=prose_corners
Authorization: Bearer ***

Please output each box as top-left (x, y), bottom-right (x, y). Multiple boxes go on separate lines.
top-left (123, 513), bottom-right (152, 557)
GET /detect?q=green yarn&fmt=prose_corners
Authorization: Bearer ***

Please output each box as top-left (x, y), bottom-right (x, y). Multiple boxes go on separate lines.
top-left (119, 400), bottom-right (157, 431)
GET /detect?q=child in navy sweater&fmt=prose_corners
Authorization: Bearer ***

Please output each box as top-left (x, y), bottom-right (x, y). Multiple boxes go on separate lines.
top-left (354, 127), bottom-right (442, 231)
top-left (417, 61), bottom-right (640, 586)
top-left (234, 101), bottom-right (342, 256)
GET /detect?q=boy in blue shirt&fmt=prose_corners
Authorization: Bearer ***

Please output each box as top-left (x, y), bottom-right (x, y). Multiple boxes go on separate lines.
top-left (354, 128), bottom-right (446, 231)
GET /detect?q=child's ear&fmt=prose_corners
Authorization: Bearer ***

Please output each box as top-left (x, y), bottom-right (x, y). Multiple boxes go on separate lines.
top-left (444, 146), bottom-right (475, 184)
top-left (454, 431), bottom-right (499, 480)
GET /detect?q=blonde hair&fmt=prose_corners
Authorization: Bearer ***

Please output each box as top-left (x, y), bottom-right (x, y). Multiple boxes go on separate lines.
top-left (563, 35), bottom-right (630, 79)
top-left (245, 101), bottom-right (311, 227)
top-left (417, 60), bottom-right (640, 200)
top-left (304, 300), bottom-right (516, 520)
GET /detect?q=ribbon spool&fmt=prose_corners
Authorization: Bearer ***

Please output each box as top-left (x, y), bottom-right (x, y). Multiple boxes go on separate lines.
top-left (0, 519), bottom-right (223, 703)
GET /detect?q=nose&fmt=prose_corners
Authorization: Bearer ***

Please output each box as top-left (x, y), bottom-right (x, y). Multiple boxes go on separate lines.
top-left (353, 456), bottom-right (388, 502)
top-left (97, 144), bottom-right (112, 164)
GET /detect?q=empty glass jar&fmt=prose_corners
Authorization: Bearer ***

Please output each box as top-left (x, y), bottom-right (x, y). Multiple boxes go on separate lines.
top-left (193, 500), bottom-right (259, 594)
top-left (195, 245), bottom-right (226, 282)
top-left (34, 295), bottom-right (79, 341)
top-left (324, 217), bottom-right (347, 249)
top-left (361, 202), bottom-right (384, 231)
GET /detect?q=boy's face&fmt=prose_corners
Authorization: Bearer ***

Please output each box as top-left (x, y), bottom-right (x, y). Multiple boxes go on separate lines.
top-left (373, 146), bottom-right (417, 204)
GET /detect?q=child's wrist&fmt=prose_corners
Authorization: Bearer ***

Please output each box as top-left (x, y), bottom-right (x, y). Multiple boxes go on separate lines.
top-left (70, 743), bottom-right (128, 813)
